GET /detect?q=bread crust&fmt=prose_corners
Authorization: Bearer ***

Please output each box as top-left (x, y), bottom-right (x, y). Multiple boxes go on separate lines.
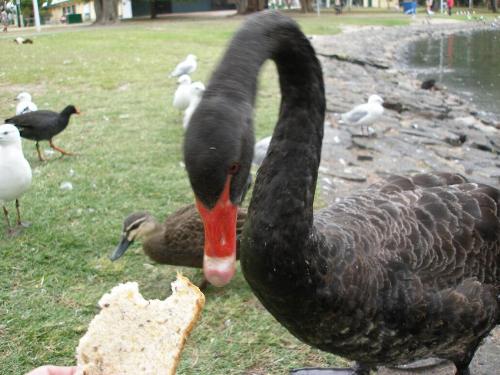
top-left (76, 273), bottom-right (205, 375)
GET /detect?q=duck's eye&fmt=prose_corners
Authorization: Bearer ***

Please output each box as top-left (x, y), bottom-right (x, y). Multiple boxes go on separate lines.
top-left (228, 163), bottom-right (240, 175)
top-left (3, 131), bottom-right (8, 135)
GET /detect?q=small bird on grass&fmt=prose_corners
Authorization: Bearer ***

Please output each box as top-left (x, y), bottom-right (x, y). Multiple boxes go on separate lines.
top-left (182, 82), bottom-right (205, 129)
top-left (15, 92), bottom-right (38, 115)
top-left (14, 37), bottom-right (33, 45)
top-left (6, 105), bottom-right (80, 161)
top-left (0, 124), bottom-right (32, 236)
top-left (172, 74), bottom-right (192, 111)
top-left (169, 54), bottom-right (197, 78)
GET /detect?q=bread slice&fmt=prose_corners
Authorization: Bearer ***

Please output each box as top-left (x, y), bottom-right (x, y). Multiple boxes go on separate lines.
top-left (75, 274), bottom-right (205, 375)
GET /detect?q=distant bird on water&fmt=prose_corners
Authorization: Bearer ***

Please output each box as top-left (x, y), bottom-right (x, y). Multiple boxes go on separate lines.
top-left (0, 124), bottom-right (32, 235)
top-left (169, 54), bottom-right (197, 78)
top-left (5, 105), bottom-right (80, 161)
top-left (340, 94), bottom-right (384, 136)
top-left (421, 78), bottom-right (437, 90)
top-left (15, 92), bottom-right (38, 115)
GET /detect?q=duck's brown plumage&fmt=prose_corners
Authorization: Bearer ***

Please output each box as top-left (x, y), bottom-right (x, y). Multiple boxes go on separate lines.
top-left (113, 204), bottom-right (247, 268)
top-left (183, 11), bottom-right (500, 375)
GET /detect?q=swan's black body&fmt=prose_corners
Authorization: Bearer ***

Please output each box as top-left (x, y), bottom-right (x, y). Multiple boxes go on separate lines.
top-left (183, 11), bottom-right (500, 374)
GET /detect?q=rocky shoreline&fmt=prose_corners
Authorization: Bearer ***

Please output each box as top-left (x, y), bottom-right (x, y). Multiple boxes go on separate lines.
top-left (311, 21), bottom-right (499, 375)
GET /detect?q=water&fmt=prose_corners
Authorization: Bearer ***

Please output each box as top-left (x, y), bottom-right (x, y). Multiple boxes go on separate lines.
top-left (405, 29), bottom-right (500, 121)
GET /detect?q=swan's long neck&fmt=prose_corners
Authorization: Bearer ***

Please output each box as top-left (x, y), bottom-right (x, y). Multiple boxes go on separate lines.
top-left (221, 13), bottom-right (325, 292)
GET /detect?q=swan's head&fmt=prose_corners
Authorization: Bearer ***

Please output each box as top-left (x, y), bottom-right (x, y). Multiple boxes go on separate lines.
top-left (184, 97), bottom-right (254, 287)
top-left (177, 74), bottom-right (192, 85)
top-left (110, 212), bottom-right (156, 261)
top-left (0, 124), bottom-right (22, 145)
top-left (16, 92), bottom-right (32, 102)
top-left (368, 95), bottom-right (384, 105)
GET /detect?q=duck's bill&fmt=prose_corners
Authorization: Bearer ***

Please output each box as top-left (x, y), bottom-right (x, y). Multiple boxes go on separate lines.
top-left (195, 177), bottom-right (238, 287)
top-left (109, 236), bottom-right (132, 261)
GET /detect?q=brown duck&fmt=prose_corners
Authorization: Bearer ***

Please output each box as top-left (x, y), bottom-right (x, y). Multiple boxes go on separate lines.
top-left (110, 204), bottom-right (247, 286)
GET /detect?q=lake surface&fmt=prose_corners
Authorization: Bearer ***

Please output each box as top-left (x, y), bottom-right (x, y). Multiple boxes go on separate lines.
top-left (405, 29), bottom-right (500, 121)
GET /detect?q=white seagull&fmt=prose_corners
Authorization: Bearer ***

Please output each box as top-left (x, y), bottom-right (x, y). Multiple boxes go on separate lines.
top-left (172, 74), bottom-right (192, 111)
top-left (182, 82), bottom-right (205, 129)
top-left (252, 136), bottom-right (272, 167)
top-left (340, 94), bottom-right (384, 136)
top-left (170, 54), bottom-right (197, 78)
top-left (0, 124), bottom-right (32, 235)
top-left (15, 92), bottom-right (38, 115)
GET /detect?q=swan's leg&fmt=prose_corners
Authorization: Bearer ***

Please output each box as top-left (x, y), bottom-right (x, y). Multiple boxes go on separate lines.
top-left (35, 141), bottom-right (45, 161)
top-left (290, 362), bottom-right (371, 375)
top-left (49, 139), bottom-right (74, 156)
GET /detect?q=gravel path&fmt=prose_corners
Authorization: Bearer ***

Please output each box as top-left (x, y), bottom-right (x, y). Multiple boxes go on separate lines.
top-left (311, 20), bottom-right (499, 375)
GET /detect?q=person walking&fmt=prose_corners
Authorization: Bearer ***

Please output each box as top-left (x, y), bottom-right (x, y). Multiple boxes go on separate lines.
top-left (447, 0), bottom-right (454, 15)
top-left (1, 8), bottom-right (9, 32)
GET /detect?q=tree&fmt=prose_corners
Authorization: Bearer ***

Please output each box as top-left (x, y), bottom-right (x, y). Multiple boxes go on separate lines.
top-left (93, 0), bottom-right (119, 24)
top-left (491, 0), bottom-right (497, 12)
top-left (232, 0), bottom-right (266, 13)
top-left (299, 0), bottom-right (314, 12)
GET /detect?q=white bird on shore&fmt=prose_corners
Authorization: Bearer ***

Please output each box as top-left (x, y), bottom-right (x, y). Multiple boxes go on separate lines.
top-left (340, 94), bottom-right (384, 136)
top-left (182, 81), bottom-right (205, 129)
top-left (0, 124), bottom-right (32, 235)
top-left (253, 136), bottom-right (271, 167)
top-left (15, 92), bottom-right (38, 115)
top-left (172, 75), bottom-right (192, 111)
top-left (170, 54), bottom-right (197, 78)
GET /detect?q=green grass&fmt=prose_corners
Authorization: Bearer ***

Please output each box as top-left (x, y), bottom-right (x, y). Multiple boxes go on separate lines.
top-left (0, 11), bottom-right (411, 374)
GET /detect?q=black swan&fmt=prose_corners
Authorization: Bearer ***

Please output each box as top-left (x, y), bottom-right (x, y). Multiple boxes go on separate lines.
top-left (183, 11), bottom-right (500, 375)
top-left (6, 105), bottom-right (80, 161)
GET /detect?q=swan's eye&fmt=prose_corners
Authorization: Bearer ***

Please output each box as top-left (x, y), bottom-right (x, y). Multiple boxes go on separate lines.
top-left (228, 163), bottom-right (240, 175)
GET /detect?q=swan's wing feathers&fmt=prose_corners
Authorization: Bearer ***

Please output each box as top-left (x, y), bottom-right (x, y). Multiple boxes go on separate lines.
top-left (370, 172), bottom-right (468, 193)
top-left (315, 181), bottom-right (500, 289)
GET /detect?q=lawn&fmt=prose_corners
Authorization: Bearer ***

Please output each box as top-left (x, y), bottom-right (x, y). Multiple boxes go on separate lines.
top-left (0, 10), bottom-right (411, 375)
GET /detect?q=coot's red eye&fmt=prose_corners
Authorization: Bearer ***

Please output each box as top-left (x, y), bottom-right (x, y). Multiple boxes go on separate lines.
top-left (228, 163), bottom-right (240, 175)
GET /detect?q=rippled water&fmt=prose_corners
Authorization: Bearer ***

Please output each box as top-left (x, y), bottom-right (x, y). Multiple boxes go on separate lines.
top-left (405, 29), bottom-right (500, 121)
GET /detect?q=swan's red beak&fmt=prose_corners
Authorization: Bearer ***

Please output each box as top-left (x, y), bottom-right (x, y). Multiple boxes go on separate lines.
top-left (196, 176), bottom-right (237, 287)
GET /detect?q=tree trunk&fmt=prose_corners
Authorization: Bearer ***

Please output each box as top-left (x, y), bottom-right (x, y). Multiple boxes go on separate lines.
top-left (300, 0), bottom-right (314, 12)
top-left (491, 0), bottom-right (497, 12)
top-left (234, 0), bottom-right (266, 13)
top-left (93, 0), bottom-right (119, 24)
top-left (151, 0), bottom-right (158, 18)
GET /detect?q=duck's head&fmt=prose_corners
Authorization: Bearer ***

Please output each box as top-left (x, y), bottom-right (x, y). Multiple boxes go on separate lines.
top-left (177, 74), bottom-right (192, 85)
top-left (184, 98), bottom-right (254, 287)
top-left (187, 54), bottom-right (197, 61)
top-left (110, 212), bottom-right (156, 261)
top-left (0, 124), bottom-right (22, 145)
top-left (368, 95), bottom-right (384, 105)
top-left (16, 92), bottom-right (31, 102)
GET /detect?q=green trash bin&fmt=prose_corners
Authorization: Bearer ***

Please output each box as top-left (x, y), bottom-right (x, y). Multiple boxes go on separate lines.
top-left (67, 14), bottom-right (82, 24)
